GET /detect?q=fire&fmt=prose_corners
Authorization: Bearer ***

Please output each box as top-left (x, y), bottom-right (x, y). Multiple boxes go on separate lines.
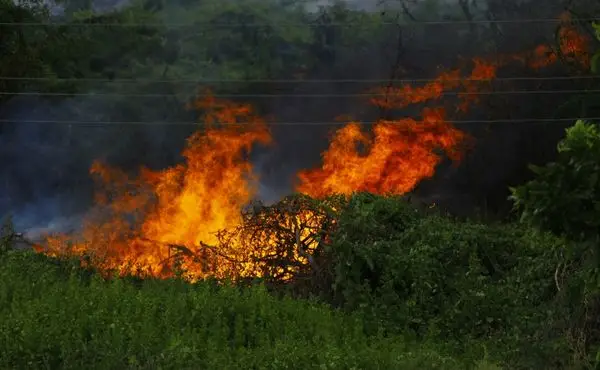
top-left (37, 13), bottom-right (592, 281)
top-left (43, 95), bottom-right (273, 280)
top-left (529, 12), bottom-right (590, 69)
top-left (296, 13), bottom-right (591, 198)
top-left (296, 109), bottom-right (466, 197)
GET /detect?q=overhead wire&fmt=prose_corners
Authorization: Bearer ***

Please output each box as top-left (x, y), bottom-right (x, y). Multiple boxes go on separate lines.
top-left (0, 75), bottom-right (599, 84)
top-left (0, 17), bottom-right (598, 27)
top-left (0, 117), bottom-right (595, 126)
top-left (0, 89), bottom-right (599, 98)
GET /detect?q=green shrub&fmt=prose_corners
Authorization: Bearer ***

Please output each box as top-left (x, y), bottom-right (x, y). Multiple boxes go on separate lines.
top-left (510, 120), bottom-right (600, 244)
top-left (0, 251), bottom-right (492, 370)
top-left (326, 193), bottom-right (569, 368)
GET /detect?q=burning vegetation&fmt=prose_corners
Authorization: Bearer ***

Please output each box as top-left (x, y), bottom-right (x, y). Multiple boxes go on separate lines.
top-left (33, 14), bottom-right (592, 282)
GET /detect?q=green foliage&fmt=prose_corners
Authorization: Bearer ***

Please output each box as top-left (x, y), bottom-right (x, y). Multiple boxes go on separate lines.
top-left (326, 193), bottom-right (426, 310)
top-left (324, 193), bottom-right (569, 368)
top-left (0, 251), bottom-right (492, 370)
top-left (164, 0), bottom-right (313, 80)
top-left (0, 194), bottom-right (583, 369)
top-left (510, 120), bottom-right (600, 243)
top-left (0, 195), bottom-right (573, 369)
top-left (0, 1), bottom-right (63, 101)
top-left (0, 0), bottom-right (389, 100)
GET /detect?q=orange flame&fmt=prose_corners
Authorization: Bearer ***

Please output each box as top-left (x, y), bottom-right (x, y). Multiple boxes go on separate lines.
top-left (529, 12), bottom-right (590, 69)
top-left (43, 95), bottom-right (272, 280)
top-left (296, 109), bottom-right (466, 197)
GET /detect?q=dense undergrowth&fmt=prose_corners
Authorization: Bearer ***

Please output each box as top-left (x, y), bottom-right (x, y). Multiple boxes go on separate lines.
top-left (0, 250), bottom-right (499, 370)
top-left (0, 195), bottom-right (573, 369)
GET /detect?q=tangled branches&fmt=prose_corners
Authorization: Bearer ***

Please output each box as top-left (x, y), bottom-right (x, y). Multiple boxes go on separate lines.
top-left (160, 194), bottom-right (345, 282)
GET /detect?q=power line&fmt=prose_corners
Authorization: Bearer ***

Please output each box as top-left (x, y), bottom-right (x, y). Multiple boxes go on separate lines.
top-left (0, 117), bottom-right (594, 126)
top-left (1, 75), bottom-right (599, 84)
top-left (1, 89), bottom-right (599, 98)
top-left (0, 17), bottom-right (598, 28)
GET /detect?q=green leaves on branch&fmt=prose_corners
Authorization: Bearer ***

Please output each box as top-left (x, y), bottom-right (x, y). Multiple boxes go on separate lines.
top-left (510, 120), bottom-right (600, 242)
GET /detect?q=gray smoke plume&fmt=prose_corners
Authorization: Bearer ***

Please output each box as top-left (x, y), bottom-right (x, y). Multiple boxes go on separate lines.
top-left (0, 93), bottom-right (194, 235)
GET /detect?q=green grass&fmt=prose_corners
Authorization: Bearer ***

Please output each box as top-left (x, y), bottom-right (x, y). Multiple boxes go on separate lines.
top-left (0, 251), bottom-right (498, 370)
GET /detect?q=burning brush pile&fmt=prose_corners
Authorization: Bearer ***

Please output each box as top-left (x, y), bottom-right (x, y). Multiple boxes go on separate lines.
top-left (15, 14), bottom-right (591, 283)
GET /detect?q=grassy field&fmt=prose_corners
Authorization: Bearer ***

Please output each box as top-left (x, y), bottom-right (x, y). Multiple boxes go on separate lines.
top-left (0, 250), bottom-right (500, 370)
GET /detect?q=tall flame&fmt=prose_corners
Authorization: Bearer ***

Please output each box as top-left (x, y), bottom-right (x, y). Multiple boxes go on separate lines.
top-left (43, 95), bottom-right (272, 280)
top-left (295, 108), bottom-right (466, 197)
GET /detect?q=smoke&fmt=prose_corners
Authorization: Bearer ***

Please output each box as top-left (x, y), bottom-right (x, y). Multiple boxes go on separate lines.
top-left (0, 96), bottom-right (97, 227)
top-left (15, 203), bottom-right (83, 242)
top-left (0, 94), bottom-right (194, 234)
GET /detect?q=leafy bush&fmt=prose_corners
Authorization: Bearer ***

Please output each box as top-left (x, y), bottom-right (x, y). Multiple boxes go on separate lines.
top-left (325, 193), bottom-right (569, 368)
top-left (510, 120), bottom-right (600, 243)
top-left (0, 251), bottom-right (497, 370)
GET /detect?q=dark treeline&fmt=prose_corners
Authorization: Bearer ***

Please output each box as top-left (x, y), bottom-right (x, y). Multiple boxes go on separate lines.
top-left (1, 0), bottom-right (600, 229)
